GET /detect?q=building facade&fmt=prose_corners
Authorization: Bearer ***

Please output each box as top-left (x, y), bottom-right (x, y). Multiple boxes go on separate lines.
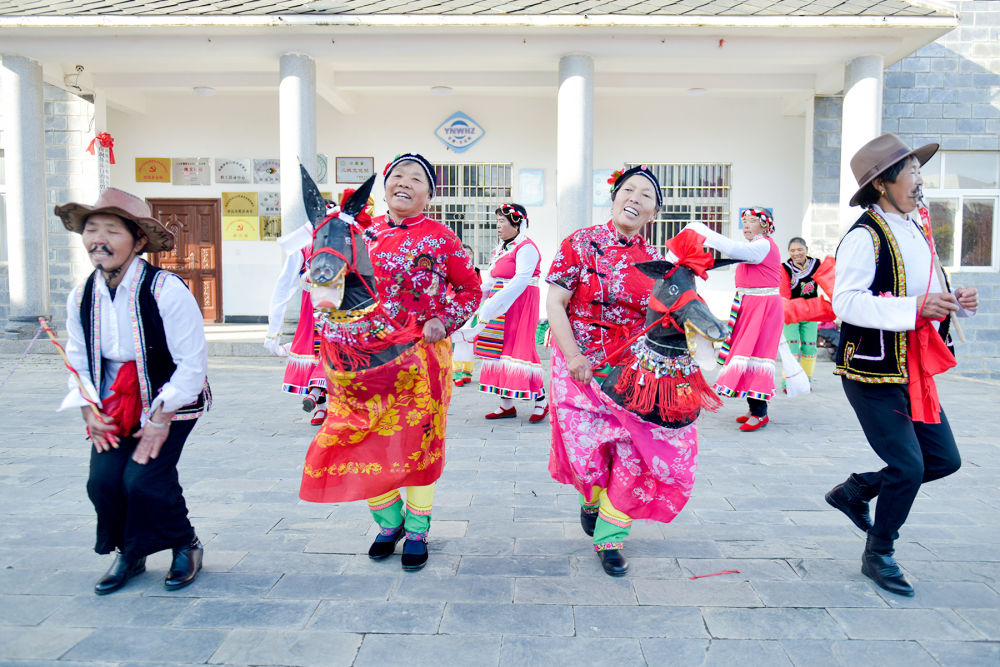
top-left (1, 1), bottom-right (995, 377)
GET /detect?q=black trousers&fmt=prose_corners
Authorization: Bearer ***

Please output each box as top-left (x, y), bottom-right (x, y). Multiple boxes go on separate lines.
top-left (841, 378), bottom-right (961, 540)
top-left (747, 397), bottom-right (768, 418)
top-left (87, 419), bottom-right (197, 558)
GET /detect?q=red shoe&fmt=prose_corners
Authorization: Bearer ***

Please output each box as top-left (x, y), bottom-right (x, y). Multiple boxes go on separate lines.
top-left (310, 409), bottom-right (327, 426)
top-left (528, 404), bottom-right (549, 423)
top-left (485, 406), bottom-right (517, 420)
top-left (739, 415), bottom-right (769, 431)
top-left (736, 412), bottom-right (752, 424)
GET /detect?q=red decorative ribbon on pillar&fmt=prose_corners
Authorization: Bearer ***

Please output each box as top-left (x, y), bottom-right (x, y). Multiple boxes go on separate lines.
top-left (86, 131), bottom-right (116, 164)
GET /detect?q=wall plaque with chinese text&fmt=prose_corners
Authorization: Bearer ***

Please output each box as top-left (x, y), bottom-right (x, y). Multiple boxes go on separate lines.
top-left (335, 156), bottom-right (374, 184)
top-left (254, 159), bottom-right (280, 184)
top-left (222, 192), bottom-right (258, 217)
top-left (215, 158), bottom-right (252, 184)
top-left (222, 215), bottom-right (260, 241)
top-left (259, 192), bottom-right (280, 216)
top-left (260, 216), bottom-right (282, 240)
top-left (173, 158), bottom-right (211, 186)
top-left (135, 157), bottom-right (171, 183)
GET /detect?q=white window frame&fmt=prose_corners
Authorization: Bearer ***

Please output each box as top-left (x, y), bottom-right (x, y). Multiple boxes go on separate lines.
top-left (922, 151), bottom-right (1000, 272)
top-left (426, 162), bottom-right (513, 268)
top-left (627, 162), bottom-right (732, 257)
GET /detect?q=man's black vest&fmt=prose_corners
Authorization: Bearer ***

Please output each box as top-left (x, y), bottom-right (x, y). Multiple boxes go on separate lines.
top-left (834, 209), bottom-right (951, 384)
top-left (80, 261), bottom-right (210, 418)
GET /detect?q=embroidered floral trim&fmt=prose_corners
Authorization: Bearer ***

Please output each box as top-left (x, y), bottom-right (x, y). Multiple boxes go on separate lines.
top-left (378, 525), bottom-right (403, 537)
top-left (405, 531), bottom-right (428, 542)
top-left (593, 541), bottom-right (624, 552)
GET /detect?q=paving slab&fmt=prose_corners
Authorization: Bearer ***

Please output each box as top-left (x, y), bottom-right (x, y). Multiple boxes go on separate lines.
top-left (641, 638), bottom-right (793, 666)
top-left (61, 627), bottom-right (229, 663)
top-left (779, 639), bottom-right (938, 667)
top-left (208, 628), bottom-right (363, 666)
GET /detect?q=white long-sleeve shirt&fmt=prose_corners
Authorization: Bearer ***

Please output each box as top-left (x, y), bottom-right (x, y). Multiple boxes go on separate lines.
top-left (685, 221), bottom-right (771, 264)
top-left (59, 257), bottom-right (208, 419)
top-left (832, 205), bottom-right (973, 332)
top-left (476, 233), bottom-right (540, 324)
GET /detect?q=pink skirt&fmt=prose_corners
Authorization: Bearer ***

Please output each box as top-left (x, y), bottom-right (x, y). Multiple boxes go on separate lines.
top-left (714, 293), bottom-right (783, 401)
top-left (547, 347), bottom-right (698, 523)
top-left (477, 285), bottom-right (545, 400)
top-left (282, 290), bottom-right (326, 395)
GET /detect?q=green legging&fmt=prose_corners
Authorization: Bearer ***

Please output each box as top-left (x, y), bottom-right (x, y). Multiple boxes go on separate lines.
top-left (784, 321), bottom-right (818, 378)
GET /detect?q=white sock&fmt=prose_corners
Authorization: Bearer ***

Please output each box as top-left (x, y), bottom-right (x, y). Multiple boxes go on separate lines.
top-left (500, 397), bottom-right (514, 410)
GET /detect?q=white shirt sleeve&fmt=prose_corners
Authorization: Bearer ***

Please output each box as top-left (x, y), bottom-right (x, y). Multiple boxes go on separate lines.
top-left (147, 275), bottom-right (209, 416)
top-left (476, 243), bottom-right (540, 324)
top-left (267, 251), bottom-right (305, 337)
top-left (832, 227), bottom-right (918, 332)
top-left (58, 285), bottom-right (103, 411)
top-left (685, 222), bottom-right (770, 263)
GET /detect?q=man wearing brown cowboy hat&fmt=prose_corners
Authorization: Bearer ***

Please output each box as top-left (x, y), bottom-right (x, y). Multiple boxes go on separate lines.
top-left (55, 187), bottom-right (211, 595)
top-left (826, 133), bottom-right (978, 596)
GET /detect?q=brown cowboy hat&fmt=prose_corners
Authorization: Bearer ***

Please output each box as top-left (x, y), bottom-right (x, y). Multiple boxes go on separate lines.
top-left (54, 188), bottom-right (174, 252)
top-left (849, 133), bottom-right (938, 207)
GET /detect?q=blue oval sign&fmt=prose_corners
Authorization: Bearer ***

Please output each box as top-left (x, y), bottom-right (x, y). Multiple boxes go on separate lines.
top-left (435, 111), bottom-right (485, 153)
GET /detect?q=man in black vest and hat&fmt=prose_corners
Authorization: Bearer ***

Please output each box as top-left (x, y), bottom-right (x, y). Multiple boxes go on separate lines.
top-left (826, 133), bottom-right (978, 596)
top-left (56, 188), bottom-right (211, 595)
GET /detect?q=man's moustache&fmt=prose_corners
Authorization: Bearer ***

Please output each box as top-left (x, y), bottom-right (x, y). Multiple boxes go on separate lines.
top-left (89, 244), bottom-right (112, 254)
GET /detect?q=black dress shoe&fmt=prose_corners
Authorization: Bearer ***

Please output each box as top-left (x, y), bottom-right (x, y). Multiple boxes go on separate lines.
top-left (598, 549), bottom-right (629, 577)
top-left (401, 537), bottom-right (428, 571)
top-left (580, 507), bottom-right (598, 537)
top-left (95, 551), bottom-right (146, 595)
top-left (368, 526), bottom-right (404, 560)
top-left (165, 537), bottom-right (203, 591)
top-left (862, 534), bottom-right (914, 597)
top-left (825, 476), bottom-right (874, 533)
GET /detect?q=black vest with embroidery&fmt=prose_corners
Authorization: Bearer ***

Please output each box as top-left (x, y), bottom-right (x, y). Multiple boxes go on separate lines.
top-left (782, 257), bottom-right (820, 300)
top-left (834, 210), bottom-right (910, 384)
top-left (79, 262), bottom-right (210, 418)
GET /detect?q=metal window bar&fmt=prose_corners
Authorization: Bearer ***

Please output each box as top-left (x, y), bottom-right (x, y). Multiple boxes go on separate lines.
top-left (427, 162), bottom-right (513, 266)
top-left (626, 162), bottom-right (731, 257)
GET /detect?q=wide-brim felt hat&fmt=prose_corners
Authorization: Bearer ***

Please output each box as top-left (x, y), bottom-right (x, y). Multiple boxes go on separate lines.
top-left (55, 187), bottom-right (174, 252)
top-left (849, 133), bottom-right (938, 207)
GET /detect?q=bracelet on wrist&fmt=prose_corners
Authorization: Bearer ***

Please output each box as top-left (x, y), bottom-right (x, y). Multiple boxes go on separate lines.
top-left (146, 419), bottom-right (170, 429)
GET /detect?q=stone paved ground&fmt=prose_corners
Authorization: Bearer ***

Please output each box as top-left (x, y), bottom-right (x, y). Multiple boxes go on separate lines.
top-left (1, 351), bottom-right (998, 666)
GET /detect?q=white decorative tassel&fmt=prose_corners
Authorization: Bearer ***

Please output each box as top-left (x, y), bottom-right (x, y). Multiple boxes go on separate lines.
top-left (778, 334), bottom-right (811, 397)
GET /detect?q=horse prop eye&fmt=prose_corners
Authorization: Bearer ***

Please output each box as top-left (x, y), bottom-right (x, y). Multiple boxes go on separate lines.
top-left (668, 284), bottom-right (680, 296)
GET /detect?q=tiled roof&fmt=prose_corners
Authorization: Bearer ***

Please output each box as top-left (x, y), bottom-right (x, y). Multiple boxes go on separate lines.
top-left (0, 0), bottom-right (954, 18)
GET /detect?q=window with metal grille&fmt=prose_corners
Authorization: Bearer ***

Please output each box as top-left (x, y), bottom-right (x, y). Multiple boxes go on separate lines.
top-left (427, 163), bottom-right (513, 267)
top-left (626, 163), bottom-right (731, 256)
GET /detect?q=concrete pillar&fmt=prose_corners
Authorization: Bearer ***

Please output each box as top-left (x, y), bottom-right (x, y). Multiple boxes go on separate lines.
top-left (279, 53), bottom-right (316, 233)
top-left (839, 55), bottom-right (883, 229)
top-left (557, 54), bottom-right (594, 240)
top-left (1, 54), bottom-right (50, 337)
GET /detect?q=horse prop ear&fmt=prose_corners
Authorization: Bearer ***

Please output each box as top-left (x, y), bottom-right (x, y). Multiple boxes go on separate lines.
top-left (343, 175), bottom-right (377, 217)
top-left (635, 260), bottom-right (675, 280)
top-left (710, 258), bottom-right (744, 269)
top-left (300, 163), bottom-right (327, 226)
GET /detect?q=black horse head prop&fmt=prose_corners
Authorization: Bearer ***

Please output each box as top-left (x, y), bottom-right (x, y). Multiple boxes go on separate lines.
top-left (308, 171), bottom-right (377, 312)
top-left (600, 233), bottom-right (737, 428)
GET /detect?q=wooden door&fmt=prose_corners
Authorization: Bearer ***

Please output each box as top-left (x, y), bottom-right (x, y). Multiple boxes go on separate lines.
top-left (146, 198), bottom-right (222, 322)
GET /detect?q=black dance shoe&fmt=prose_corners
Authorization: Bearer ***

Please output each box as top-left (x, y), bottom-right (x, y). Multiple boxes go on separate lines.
top-left (825, 476), bottom-right (874, 533)
top-left (401, 536), bottom-right (428, 571)
top-left (94, 551), bottom-right (146, 595)
top-left (165, 537), bottom-right (203, 591)
top-left (368, 526), bottom-right (404, 560)
top-left (861, 534), bottom-right (914, 597)
top-left (580, 507), bottom-right (598, 537)
top-left (598, 549), bottom-right (629, 577)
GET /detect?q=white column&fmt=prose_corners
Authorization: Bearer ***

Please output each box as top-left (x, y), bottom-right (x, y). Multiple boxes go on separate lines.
top-left (279, 53), bottom-right (316, 232)
top-left (1, 54), bottom-right (50, 337)
top-left (557, 54), bottom-right (594, 240)
top-left (839, 55), bottom-right (883, 229)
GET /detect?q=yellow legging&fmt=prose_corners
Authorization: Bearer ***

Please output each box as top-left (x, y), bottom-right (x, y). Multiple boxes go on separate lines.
top-left (582, 485), bottom-right (632, 548)
top-left (368, 484), bottom-right (435, 534)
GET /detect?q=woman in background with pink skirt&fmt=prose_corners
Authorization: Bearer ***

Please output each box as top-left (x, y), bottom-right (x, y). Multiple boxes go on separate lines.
top-left (466, 203), bottom-right (547, 422)
top-left (685, 207), bottom-right (784, 431)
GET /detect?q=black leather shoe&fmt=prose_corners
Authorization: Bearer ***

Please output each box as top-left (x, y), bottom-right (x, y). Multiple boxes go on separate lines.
top-left (401, 537), bottom-right (428, 571)
top-left (598, 549), bottom-right (629, 577)
top-left (862, 534), bottom-right (914, 597)
top-left (580, 507), bottom-right (598, 537)
top-left (825, 476), bottom-right (874, 533)
top-left (165, 537), bottom-right (203, 591)
top-left (368, 526), bottom-right (404, 560)
top-left (94, 551), bottom-right (146, 595)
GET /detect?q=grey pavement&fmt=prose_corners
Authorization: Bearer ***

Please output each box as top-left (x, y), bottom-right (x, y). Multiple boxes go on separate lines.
top-left (1, 344), bottom-right (998, 666)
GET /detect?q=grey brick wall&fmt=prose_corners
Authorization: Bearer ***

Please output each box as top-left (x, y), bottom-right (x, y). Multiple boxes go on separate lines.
top-left (809, 0), bottom-right (1000, 378)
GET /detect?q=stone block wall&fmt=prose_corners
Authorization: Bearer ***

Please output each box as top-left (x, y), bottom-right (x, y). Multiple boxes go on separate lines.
top-left (808, 96), bottom-right (843, 257)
